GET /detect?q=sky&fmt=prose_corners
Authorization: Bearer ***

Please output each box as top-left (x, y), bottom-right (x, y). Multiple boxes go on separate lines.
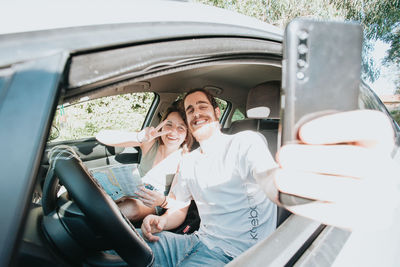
top-left (370, 41), bottom-right (397, 96)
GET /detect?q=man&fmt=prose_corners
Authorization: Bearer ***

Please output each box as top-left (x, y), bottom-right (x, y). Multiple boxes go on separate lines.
top-left (141, 89), bottom-right (400, 266)
top-left (141, 88), bottom-right (278, 266)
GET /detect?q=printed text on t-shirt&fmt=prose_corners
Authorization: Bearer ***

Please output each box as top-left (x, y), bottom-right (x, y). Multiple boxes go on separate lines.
top-left (247, 194), bottom-right (259, 240)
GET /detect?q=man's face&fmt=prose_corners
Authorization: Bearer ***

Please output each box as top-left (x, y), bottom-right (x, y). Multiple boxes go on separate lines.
top-left (184, 91), bottom-right (221, 142)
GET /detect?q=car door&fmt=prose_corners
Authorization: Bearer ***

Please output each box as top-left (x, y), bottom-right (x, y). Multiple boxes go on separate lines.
top-left (0, 53), bottom-right (68, 267)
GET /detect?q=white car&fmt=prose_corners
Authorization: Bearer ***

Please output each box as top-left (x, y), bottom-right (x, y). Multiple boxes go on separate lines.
top-left (1, 1), bottom-right (399, 266)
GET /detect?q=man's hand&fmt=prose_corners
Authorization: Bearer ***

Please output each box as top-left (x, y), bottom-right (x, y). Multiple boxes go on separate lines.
top-left (270, 110), bottom-right (400, 230)
top-left (141, 215), bottom-right (167, 242)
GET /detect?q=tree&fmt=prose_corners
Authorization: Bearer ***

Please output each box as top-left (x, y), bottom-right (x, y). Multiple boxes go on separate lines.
top-left (196, 0), bottom-right (399, 85)
top-left (334, 0), bottom-right (400, 88)
top-left (335, 1), bottom-right (399, 64)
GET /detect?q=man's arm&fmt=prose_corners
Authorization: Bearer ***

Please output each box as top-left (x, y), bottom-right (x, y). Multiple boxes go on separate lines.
top-left (141, 204), bottom-right (189, 242)
top-left (141, 162), bottom-right (193, 241)
top-left (163, 204), bottom-right (190, 230)
top-left (258, 110), bottom-right (400, 230)
top-left (141, 185), bottom-right (191, 242)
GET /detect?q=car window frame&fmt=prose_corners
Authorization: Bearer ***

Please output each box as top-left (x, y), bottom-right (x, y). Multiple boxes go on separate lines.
top-left (0, 53), bottom-right (69, 267)
top-left (48, 91), bottom-right (158, 143)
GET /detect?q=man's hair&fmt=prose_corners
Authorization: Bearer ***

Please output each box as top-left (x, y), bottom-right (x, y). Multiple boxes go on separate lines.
top-left (183, 88), bottom-right (219, 110)
top-left (180, 88), bottom-right (220, 125)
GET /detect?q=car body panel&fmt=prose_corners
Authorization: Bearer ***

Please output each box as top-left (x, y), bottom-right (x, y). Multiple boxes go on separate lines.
top-left (0, 53), bottom-right (68, 266)
top-left (0, 0), bottom-right (283, 36)
top-left (0, 0), bottom-right (282, 67)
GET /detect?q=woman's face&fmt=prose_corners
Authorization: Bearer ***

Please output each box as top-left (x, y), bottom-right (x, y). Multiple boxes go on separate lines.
top-left (160, 111), bottom-right (187, 148)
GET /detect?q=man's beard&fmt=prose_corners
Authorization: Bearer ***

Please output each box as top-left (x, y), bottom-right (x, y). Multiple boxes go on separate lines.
top-left (191, 120), bottom-right (220, 142)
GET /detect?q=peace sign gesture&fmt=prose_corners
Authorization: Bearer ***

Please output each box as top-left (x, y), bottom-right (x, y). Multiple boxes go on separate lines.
top-left (138, 120), bottom-right (171, 144)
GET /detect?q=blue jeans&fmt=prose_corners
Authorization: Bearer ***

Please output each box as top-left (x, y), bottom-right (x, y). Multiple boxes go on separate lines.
top-left (143, 231), bottom-right (233, 267)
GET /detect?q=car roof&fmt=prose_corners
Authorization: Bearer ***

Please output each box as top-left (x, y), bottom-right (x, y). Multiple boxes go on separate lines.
top-left (1, 0), bottom-right (282, 35)
top-left (0, 0), bottom-right (283, 66)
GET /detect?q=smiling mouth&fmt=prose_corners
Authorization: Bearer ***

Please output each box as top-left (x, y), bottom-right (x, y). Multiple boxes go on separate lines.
top-left (166, 135), bottom-right (179, 141)
top-left (192, 118), bottom-right (209, 127)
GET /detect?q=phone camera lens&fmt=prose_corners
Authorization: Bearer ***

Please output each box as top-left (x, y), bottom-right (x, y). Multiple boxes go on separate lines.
top-left (297, 44), bottom-right (308, 54)
top-left (298, 30), bottom-right (309, 40)
top-left (297, 59), bottom-right (307, 68)
top-left (296, 71), bottom-right (305, 80)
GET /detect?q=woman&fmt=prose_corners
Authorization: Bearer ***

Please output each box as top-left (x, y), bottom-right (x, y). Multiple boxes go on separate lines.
top-left (96, 103), bottom-right (192, 222)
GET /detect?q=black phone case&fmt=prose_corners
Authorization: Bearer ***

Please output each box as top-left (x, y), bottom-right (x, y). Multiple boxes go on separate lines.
top-left (279, 18), bottom-right (362, 206)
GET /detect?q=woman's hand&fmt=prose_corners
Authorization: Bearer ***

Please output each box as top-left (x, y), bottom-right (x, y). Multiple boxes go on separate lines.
top-left (136, 187), bottom-right (166, 208)
top-left (138, 120), bottom-right (171, 144)
top-left (95, 120), bottom-right (170, 147)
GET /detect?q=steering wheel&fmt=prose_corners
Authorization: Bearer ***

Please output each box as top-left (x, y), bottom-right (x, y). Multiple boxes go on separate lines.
top-left (41, 146), bottom-right (153, 267)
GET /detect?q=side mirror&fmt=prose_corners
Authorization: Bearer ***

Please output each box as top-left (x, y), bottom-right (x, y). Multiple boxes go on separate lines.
top-left (48, 125), bottom-right (60, 142)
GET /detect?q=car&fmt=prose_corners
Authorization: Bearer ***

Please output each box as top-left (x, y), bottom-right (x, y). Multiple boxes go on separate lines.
top-left (1, 1), bottom-right (399, 266)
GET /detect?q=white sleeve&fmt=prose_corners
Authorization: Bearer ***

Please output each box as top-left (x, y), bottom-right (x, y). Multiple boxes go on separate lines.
top-left (238, 132), bottom-right (278, 179)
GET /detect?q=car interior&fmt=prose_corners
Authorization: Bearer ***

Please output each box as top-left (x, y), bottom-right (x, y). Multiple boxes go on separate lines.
top-left (15, 35), bottom-right (400, 266)
top-left (14, 36), bottom-right (289, 266)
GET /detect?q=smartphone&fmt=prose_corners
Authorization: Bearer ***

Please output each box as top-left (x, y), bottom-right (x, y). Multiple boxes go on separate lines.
top-left (279, 18), bottom-right (363, 206)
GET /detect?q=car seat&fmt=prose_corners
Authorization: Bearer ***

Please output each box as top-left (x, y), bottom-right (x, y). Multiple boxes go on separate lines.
top-left (228, 81), bottom-right (291, 227)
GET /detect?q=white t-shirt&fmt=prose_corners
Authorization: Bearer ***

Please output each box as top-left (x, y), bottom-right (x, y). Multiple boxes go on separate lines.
top-left (141, 148), bottom-right (182, 195)
top-left (172, 130), bottom-right (277, 257)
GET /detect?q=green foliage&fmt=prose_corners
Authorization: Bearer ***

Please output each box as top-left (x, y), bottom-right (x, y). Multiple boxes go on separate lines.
top-left (333, 0), bottom-right (400, 83)
top-left (50, 93), bottom-right (154, 142)
top-left (196, 0), bottom-right (400, 86)
top-left (390, 109), bottom-right (400, 126)
top-left (215, 98), bottom-right (228, 115)
top-left (197, 0), bottom-right (346, 27)
top-left (334, 1), bottom-right (400, 62)
top-left (232, 108), bottom-right (245, 122)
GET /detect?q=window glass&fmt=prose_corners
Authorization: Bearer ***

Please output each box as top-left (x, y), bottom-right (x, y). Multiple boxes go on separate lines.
top-left (359, 85), bottom-right (400, 134)
top-left (48, 92), bottom-right (155, 142)
top-left (215, 97), bottom-right (228, 119)
top-left (231, 108), bottom-right (245, 122)
top-left (359, 87), bottom-right (385, 111)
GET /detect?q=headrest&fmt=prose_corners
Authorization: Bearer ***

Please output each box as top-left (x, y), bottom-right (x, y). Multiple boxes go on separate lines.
top-left (246, 81), bottom-right (281, 119)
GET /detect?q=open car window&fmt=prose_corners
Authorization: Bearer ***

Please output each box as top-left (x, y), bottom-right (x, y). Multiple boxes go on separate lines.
top-left (49, 92), bottom-right (155, 142)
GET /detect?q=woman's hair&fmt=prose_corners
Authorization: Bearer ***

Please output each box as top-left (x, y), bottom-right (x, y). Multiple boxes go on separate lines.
top-left (160, 100), bottom-right (193, 151)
